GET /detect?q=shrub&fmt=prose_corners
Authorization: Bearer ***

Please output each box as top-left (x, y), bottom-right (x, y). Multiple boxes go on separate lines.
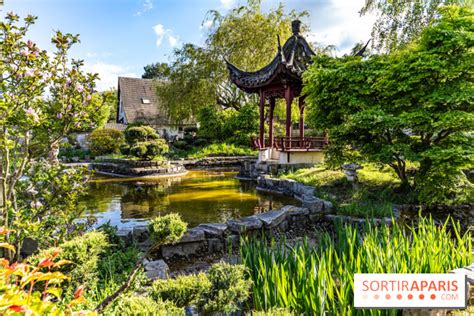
top-left (114, 296), bottom-right (184, 316)
top-left (253, 308), bottom-right (293, 316)
top-left (198, 262), bottom-right (251, 314)
top-left (33, 231), bottom-right (109, 288)
top-left (88, 128), bottom-right (125, 156)
top-left (151, 273), bottom-right (211, 307)
top-left (148, 213), bottom-right (187, 245)
top-left (173, 140), bottom-right (189, 150)
top-left (124, 126), bottom-right (159, 144)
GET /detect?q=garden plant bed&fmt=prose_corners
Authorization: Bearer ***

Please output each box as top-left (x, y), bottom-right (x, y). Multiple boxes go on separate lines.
top-left (91, 157), bottom-right (188, 178)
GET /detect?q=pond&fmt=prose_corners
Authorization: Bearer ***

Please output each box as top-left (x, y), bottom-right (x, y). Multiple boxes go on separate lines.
top-left (79, 170), bottom-right (298, 229)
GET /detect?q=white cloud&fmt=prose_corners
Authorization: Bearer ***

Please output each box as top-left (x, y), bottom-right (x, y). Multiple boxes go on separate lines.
top-left (135, 0), bottom-right (153, 16)
top-left (304, 0), bottom-right (376, 56)
top-left (153, 24), bottom-right (166, 47)
top-left (84, 62), bottom-right (137, 91)
top-left (85, 52), bottom-right (112, 58)
top-left (153, 24), bottom-right (179, 48)
top-left (168, 35), bottom-right (178, 47)
top-left (220, 0), bottom-right (236, 9)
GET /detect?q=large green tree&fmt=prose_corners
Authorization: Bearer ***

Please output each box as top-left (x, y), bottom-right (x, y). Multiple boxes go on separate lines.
top-left (361, 0), bottom-right (464, 52)
top-left (156, 0), bottom-right (308, 122)
top-left (304, 5), bottom-right (473, 204)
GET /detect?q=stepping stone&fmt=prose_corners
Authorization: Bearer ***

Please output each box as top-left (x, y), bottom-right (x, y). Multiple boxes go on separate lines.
top-left (196, 223), bottom-right (228, 238)
top-left (255, 209), bottom-right (288, 228)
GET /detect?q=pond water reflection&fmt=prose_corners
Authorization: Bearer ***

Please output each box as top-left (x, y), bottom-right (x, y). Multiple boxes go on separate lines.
top-left (80, 170), bottom-right (298, 229)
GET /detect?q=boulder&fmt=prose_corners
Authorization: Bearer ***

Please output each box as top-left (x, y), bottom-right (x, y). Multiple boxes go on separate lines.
top-left (161, 244), bottom-right (185, 258)
top-left (196, 223), bottom-right (228, 238)
top-left (255, 209), bottom-right (288, 228)
top-left (207, 238), bottom-right (224, 253)
top-left (179, 227), bottom-right (206, 243)
top-left (227, 216), bottom-right (262, 233)
top-left (144, 259), bottom-right (169, 280)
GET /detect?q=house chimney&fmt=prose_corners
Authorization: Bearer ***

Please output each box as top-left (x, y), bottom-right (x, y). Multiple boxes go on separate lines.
top-left (292, 20), bottom-right (301, 35)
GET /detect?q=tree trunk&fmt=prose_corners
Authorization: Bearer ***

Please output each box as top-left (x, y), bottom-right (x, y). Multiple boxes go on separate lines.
top-left (48, 140), bottom-right (60, 165)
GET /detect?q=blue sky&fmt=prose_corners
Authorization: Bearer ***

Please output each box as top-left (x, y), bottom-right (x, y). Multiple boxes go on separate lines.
top-left (1, 0), bottom-right (376, 90)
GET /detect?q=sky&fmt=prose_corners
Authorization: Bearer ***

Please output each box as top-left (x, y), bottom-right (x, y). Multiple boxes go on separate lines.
top-left (1, 0), bottom-right (376, 91)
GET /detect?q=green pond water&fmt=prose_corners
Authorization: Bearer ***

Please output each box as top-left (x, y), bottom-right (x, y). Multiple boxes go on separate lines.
top-left (80, 170), bottom-right (298, 229)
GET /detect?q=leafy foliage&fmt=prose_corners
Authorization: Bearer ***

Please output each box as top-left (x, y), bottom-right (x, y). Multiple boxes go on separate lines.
top-left (148, 213), bottom-right (187, 245)
top-left (304, 5), bottom-right (474, 204)
top-left (198, 262), bottom-right (251, 314)
top-left (124, 126), bottom-right (169, 160)
top-left (142, 62), bottom-right (171, 80)
top-left (0, 229), bottom-right (95, 315)
top-left (151, 273), bottom-right (211, 307)
top-left (88, 128), bottom-right (125, 156)
top-left (32, 231), bottom-right (109, 290)
top-left (361, 0), bottom-right (463, 52)
top-left (114, 296), bottom-right (183, 316)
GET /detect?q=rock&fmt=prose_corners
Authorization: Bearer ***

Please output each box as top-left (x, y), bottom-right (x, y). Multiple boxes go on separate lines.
top-left (300, 185), bottom-right (315, 197)
top-left (196, 223), bottom-right (228, 238)
top-left (20, 238), bottom-right (38, 257)
top-left (132, 226), bottom-right (149, 243)
top-left (179, 227), bottom-right (206, 243)
top-left (225, 234), bottom-right (240, 249)
top-left (322, 200), bottom-right (333, 212)
top-left (208, 238), bottom-right (224, 253)
top-left (182, 242), bottom-right (205, 256)
top-left (144, 259), bottom-right (169, 280)
top-left (281, 205), bottom-right (309, 216)
top-left (161, 244), bottom-right (184, 258)
top-left (227, 216), bottom-right (262, 233)
top-left (303, 199), bottom-right (324, 213)
top-left (255, 209), bottom-right (288, 228)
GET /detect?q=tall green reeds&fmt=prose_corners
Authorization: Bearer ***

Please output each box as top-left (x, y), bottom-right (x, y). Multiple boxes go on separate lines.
top-left (240, 217), bottom-right (472, 315)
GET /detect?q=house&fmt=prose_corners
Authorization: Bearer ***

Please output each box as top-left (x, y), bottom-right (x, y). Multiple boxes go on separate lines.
top-left (116, 77), bottom-right (193, 140)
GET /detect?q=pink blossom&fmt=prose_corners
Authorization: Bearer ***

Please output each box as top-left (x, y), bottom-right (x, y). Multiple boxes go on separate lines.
top-left (86, 94), bottom-right (92, 101)
top-left (30, 201), bottom-right (43, 209)
top-left (20, 50), bottom-right (28, 57)
top-left (66, 78), bottom-right (72, 86)
top-left (66, 104), bottom-right (72, 111)
top-left (27, 40), bottom-right (35, 49)
top-left (57, 113), bottom-right (63, 119)
top-left (24, 107), bottom-right (40, 123)
top-left (76, 84), bottom-right (84, 92)
top-left (24, 68), bottom-right (34, 77)
top-left (7, 11), bottom-right (18, 19)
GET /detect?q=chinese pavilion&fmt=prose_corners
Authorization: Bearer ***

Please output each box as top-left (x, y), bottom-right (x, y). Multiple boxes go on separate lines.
top-left (226, 20), bottom-right (327, 164)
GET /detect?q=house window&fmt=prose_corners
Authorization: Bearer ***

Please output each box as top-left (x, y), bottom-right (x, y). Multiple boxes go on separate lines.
top-left (141, 98), bottom-right (150, 104)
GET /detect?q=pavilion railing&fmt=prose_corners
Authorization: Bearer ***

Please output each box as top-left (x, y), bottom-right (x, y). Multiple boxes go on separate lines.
top-left (251, 136), bottom-right (328, 151)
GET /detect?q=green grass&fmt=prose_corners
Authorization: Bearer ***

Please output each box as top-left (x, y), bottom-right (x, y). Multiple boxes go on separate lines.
top-left (171, 143), bottom-right (257, 159)
top-left (240, 216), bottom-right (472, 315)
top-left (279, 164), bottom-right (411, 218)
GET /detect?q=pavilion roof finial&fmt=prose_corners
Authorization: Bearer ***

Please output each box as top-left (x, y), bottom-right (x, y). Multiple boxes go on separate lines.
top-left (292, 20), bottom-right (301, 35)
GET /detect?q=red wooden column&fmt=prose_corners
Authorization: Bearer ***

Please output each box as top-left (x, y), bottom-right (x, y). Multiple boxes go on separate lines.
top-left (284, 86), bottom-right (293, 144)
top-left (298, 97), bottom-right (305, 147)
top-left (268, 97), bottom-right (275, 148)
top-left (259, 90), bottom-right (265, 149)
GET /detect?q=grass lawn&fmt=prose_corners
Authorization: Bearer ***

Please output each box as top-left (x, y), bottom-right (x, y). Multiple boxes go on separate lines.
top-left (170, 143), bottom-right (257, 159)
top-left (279, 163), bottom-right (413, 218)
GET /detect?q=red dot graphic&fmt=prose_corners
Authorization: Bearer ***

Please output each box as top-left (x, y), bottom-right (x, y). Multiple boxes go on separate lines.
top-left (419, 294), bottom-right (425, 300)
top-left (374, 294), bottom-right (380, 300)
top-left (430, 294), bottom-right (436, 300)
top-left (397, 294), bottom-right (402, 300)
top-left (385, 294), bottom-right (391, 300)
top-left (408, 294), bottom-right (413, 300)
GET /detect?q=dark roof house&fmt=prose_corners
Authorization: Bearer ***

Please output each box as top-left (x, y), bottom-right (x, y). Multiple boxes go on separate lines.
top-left (117, 77), bottom-right (171, 127)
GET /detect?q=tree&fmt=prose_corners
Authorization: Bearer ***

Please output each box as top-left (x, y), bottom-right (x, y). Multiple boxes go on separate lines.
top-left (156, 0), bottom-right (308, 122)
top-left (0, 12), bottom-right (105, 255)
top-left (361, 0), bottom-right (463, 52)
top-left (304, 5), bottom-right (473, 204)
top-left (142, 62), bottom-right (171, 80)
top-left (100, 88), bottom-right (118, 122)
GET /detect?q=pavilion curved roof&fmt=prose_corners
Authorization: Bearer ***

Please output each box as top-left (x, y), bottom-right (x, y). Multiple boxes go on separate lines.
top-left (226, 20), bottom-right (316, 94)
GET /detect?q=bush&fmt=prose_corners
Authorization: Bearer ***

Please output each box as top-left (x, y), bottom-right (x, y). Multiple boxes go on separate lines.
top-left (151, 273), bottom-right (211, 307)
top-left (198, 262), bottom-right (251, 314)
top-left (173, 140), bottom-right (189, 150)
top-left (88, 128), bottom-right (125, 156)
top-left (124, 126), bottom-right (159, 144)
top-left (148, 213), bottom-right (187, 245)
top-left (129, 140), bottom-right (168, 160)
top-left (114, 296), bottom-right (184, 316)
top-left (32, 231), bottom-right (109, 288)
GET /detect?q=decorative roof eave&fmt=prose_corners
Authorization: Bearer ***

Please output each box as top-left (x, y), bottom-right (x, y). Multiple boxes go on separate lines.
top-left (226, 20), bottom-right (316, 94)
